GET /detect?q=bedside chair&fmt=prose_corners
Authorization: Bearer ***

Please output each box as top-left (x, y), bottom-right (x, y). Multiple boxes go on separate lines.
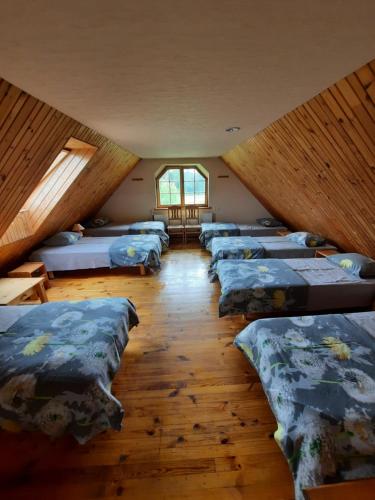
top-left (167, 207), bottom-right (185, 243)
top-left (185, 206), bottom-right (201, 242)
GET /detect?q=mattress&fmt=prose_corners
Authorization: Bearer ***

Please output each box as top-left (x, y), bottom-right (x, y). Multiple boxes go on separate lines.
top-left (209, 235), bottom-right (337, 262)
top-left (238, 223), bottom-right (288, 236)
top-left (287, 258), bottom-right (375, 311)
top-left (0, 305), bottom-right (35, 331)
top-left (216, 258), bottom-right (375, 316)
top-left (258, 237), bottom-right (337, 259)
top-left (30, 237), bottom-right (116, 271)
top-left (83, 223), bottom-right (130, 237)
top-left (29, 235), bottom-right (162, 272)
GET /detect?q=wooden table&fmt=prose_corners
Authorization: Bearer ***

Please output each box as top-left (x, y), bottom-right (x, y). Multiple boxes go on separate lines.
top-left (8, 261), bottom-right (51, 288)
top-left (0, 278), bottom-right (48, 305)
top-left (315, 248), bottom-right (339, 257)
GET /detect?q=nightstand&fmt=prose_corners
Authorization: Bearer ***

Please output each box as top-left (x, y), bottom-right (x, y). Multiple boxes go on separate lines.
top-left (314, 249), bottom-right (339, 258)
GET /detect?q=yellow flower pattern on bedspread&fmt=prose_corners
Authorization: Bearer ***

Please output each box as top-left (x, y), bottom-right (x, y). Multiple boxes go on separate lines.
top-left (22, 334), bottom-right (51, 356)
top-left (234, 312), bottom-right (375, 499)
top-left (127, 246), bottom-right (136, 257)
top-left (216, 259), bottom-right (308, 316)
top-left (0, 299), bottom-right (139, 443)
top-left (339, 258), bottom-right (353, 269)
top-left (322, 336), bottom-right (351, 360)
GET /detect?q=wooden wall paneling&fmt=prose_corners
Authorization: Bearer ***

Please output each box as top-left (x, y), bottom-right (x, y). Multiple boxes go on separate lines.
top-left (222, 59), bottom-right (375, 257)
top-left (0, 210), bottom-right (33, 246)
top-left (4, 115), bottom-right (79, 221)
top-left (0, 83), bottom-right (25, 132)
top-left (0, 77), bottom-right (139, 270)
top-left (0, 108), bottom-right (78, 233)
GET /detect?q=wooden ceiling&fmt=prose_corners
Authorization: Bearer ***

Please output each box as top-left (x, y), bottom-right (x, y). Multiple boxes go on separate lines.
top-left (222, 59), bottom-right (375, 258)
top-left (0, 77), bottom-right (139, 269)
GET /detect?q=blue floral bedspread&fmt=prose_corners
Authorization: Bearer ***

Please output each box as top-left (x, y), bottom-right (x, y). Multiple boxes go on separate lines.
top-left (199, 223), bottom-right (240, 249)
top-left (109, 234), bottom-right (162, 269)
top-left (0, 298), bottom-right (139, 443)
top-left (234, 312), bottom-right (375, 499)
top-left (129, 221), bottom-right (169, 251)
top-left (216, 259), bottom-right (308, 317)
top-left (208, 236), bottom-right (265, 281)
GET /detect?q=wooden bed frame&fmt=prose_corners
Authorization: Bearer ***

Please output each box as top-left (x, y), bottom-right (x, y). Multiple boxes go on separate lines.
top-left (304, 477), bottom-right (375, 499)
top-left (47, 263), bottom-right (147, 279)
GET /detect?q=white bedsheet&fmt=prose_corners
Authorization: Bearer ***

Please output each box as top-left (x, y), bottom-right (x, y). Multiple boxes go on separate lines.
top-left (29, 237), bottom-right (117, 271)
top-left (0, 306), bottom-right (35, 331)
top-left (239, 224), bottom-right (288, 236)
top-left (83, 223), bottom-right (131, 237)
top-left (346, 311), bottom-right (375, 338)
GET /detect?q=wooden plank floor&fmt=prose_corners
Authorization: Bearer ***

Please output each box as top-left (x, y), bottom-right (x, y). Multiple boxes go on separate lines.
top-left (0, 245), bottom-right (294, 499)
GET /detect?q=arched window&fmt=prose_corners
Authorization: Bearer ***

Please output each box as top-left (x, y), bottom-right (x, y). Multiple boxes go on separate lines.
top-left (156, 166), bottom-right (208, 207)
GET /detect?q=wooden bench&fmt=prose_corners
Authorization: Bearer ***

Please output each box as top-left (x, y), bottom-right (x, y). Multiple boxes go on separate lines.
top-left (0, 277), bottom-right (48, 305)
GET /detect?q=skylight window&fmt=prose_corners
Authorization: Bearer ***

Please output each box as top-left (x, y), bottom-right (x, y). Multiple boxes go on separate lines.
top-left (0, 138), bottom-right (98, 246)
top-left (22, 138), bottom-right (98, 232)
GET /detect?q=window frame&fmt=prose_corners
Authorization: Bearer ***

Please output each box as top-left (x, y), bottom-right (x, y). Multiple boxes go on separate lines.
top-left (156, 165), bottom-right (208, 208)
top-left (40, 148), bottom-right (71, 182)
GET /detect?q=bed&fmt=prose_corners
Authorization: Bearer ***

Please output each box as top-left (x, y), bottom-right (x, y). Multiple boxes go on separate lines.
top-left (29, 235), bottom-right (162, 272)
top-left (234, 311), bottom-right (375, 499)
top-left (83, 222), bottom-right (130, 237)
top-left (0, 298), bottom-right (139, 443)
top-left (84, 221), bottom-right (169, 250)
top-left (199, 222), bottom-right (287, 248)
top-left (208, 236), bottom-right (337, 279)
top-left (238, 223), bottom-right (288, 237)
top-left (215, 258), bottom-right (375, 317)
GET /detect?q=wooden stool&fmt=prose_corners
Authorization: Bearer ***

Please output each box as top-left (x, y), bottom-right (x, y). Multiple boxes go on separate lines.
top-left (8, 262), bottom-right (51, 289)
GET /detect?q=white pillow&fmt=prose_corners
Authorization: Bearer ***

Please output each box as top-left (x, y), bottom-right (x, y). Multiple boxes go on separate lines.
top-left (200, 212), bottom-right (213, 223)
top-left (153, 214), bottom-right (168, 228)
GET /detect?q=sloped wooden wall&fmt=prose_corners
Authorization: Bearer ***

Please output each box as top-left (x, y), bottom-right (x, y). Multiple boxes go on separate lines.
top-left (222, 60), bottom-right (375, 257)
top-left (0, 77), bottom-right (139, 269)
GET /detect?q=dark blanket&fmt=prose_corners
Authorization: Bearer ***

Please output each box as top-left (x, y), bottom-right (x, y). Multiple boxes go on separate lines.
top-left (129, 221), bottom-right (169, 251)
top-left (109, 234), bottom-right (162, 269)
top-left (0, 298), bottom-right (139, 443)
top-left (234, 312), bottom-right (375, 499)
top-left (216, 259), bottom-right (308, 317)
top-left (208, 236), bottom-right (265, 281)
top-left (199, 223), bottom-right (240, 249)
